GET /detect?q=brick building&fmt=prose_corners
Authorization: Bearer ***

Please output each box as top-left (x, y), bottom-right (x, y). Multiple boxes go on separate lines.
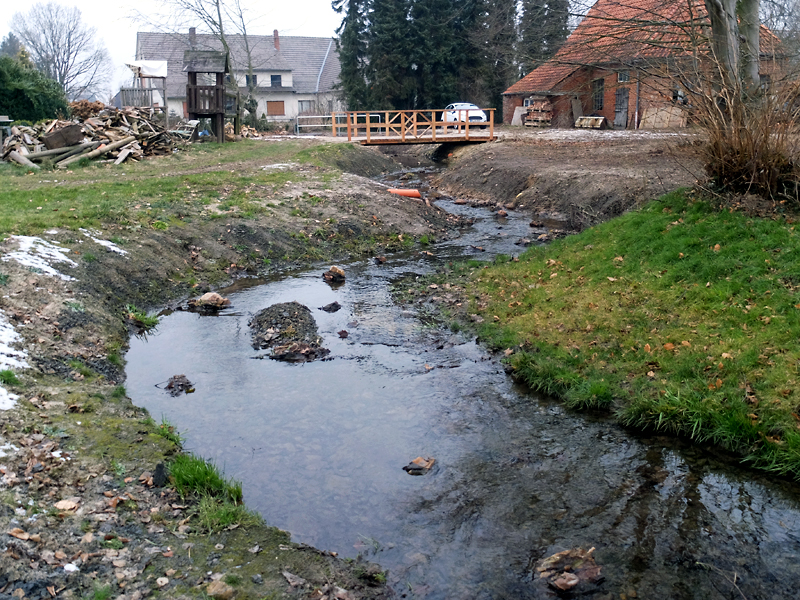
top-left (503, 0), bottom-right (782, 128)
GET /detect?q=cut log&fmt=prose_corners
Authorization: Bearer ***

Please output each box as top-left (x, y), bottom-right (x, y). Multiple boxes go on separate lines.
top-left (8, 151), bottom-right (41, 170)
top-left (54, 141), bottom-right (100, 166)
top-left (27, 146), bottom-right (74, 160)
top-left (58, 136), bottom-right (135, 168)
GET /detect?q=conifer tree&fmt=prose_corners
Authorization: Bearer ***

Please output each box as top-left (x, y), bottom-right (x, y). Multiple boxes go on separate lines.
top-left (332, 0), bottom-right (371, 110)
top-left (410, 0), bottom-right (459, 108)
top-left (518, 0), bottom-right (569, 75)
top-left (365, 0), bottom-right (417, 109)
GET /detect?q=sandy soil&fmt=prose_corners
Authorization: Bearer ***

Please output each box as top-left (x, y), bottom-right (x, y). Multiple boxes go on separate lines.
top-left (432, 126), bottom-right (704, 230)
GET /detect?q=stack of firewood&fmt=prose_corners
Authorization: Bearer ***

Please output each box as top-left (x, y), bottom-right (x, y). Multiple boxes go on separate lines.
top-left (0, 107), bottom-right (184, 170)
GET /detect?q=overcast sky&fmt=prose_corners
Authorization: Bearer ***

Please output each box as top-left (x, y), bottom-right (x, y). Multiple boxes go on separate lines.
top-left (0, 0), bottom-right (342, 96)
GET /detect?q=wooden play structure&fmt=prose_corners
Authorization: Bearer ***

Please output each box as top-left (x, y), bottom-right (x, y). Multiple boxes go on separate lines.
top-left (183, 50), bottom-right (240, 143)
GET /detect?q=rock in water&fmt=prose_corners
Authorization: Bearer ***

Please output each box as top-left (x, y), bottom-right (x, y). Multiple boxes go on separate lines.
top-left (249, 301), bottom-right (330, 362)
top-left (320, 301), bottom-right (342, 313)
top-left (323, 265), bottom-right (346, 283)
top-left (164, 374), bottom-right (195, 396)
top-left (534, 547), bottom-right (603, 593)
top-left (188, 292), bottom-right (231, 311)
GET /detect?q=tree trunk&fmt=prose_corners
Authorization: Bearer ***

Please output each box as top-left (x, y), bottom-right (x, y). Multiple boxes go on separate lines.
top-left (739, 0), bottom-right (761, 90)
top-left (704, 0), bottom-right (740, 87)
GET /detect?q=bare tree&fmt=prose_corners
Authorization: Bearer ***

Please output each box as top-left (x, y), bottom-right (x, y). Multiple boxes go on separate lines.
top-left (11, 2), bottom-right (111, 101)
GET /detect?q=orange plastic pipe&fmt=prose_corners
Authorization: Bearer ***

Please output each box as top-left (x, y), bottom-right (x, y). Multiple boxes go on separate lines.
top-left (387, 188), bottom-right (422, 198)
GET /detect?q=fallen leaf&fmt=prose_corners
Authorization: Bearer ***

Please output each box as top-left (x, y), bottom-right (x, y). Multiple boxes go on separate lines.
top-left (607, 277), bottom-right (617, 282)
top-left (54, 499), bottom-right (78, 511)
top-left (713, 244), bottom-right (721, 252)
top-left (721, 352), bottom-right (733, 359)
top-left (504, 348), bottom-right (514, 356)
top-left (664, 343), bottom-right (675, 351)
top-left (681, 340), bottom-right (691, 347)
top-left (55, 550), bottom-right (67, 560)
top-left (156, 577), bottom-right (169, 588)
top-left (647, 371), bottom-right (655, 377)
top-left (644, 343), bottom-right (651, 353)
top-left (614, 256), bottom-right (624, 262)
top-left (8, 528), bottom-right (29, 540)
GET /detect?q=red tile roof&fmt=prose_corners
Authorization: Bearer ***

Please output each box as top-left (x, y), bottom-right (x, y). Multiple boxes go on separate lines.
top-left (505, 0), bottom-right (779, 95)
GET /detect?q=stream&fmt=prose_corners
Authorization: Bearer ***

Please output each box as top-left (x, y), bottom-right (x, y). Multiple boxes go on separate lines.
top-left (126, 172), bottom-right (800, 599)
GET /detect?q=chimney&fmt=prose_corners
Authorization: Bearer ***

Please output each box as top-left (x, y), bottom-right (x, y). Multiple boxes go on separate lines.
top-left (273, 29), bottom-right (280, 50)
top-left (189, 27), bottom-right (196, 49)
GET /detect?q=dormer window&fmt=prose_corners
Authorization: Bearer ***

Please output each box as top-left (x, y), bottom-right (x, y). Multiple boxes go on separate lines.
top-left (271, 75), bottom-right (281, 87)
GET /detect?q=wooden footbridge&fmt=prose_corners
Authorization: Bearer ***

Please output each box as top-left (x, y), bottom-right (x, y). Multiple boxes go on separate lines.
top-left (330, 108), bottom-right (495, 145)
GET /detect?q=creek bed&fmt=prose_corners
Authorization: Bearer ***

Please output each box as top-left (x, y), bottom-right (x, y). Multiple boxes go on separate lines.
top-left (126, 192), bottom-right (800, 599)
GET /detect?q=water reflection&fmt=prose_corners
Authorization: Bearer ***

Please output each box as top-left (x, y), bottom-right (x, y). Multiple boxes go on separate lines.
top-left (126, 203), bottom-right (800, 599)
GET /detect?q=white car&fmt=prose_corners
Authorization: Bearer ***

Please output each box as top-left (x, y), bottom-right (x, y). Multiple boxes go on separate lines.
top-left (443, 103), bottom-right (488, 129)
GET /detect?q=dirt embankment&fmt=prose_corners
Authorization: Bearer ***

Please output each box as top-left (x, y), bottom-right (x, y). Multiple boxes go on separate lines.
top-left (432, 128), bottom-right (704, 231)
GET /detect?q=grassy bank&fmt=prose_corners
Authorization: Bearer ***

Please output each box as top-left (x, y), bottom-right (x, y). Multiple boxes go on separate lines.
top-left (471, 190), bottom-right (800, 477)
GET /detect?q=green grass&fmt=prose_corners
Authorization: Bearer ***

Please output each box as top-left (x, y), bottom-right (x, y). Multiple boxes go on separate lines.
top-left (472, 189), bottom-right (800, 478)
top-left (0, 370), bottom-right (19, 385)
top-left (196, 495), bottom-right (263, 533)
top-left (85, 584), bottom-right (112, 600)
top-left (124, 305), bottom-right (159, 330)
top-left (0, 139), bottom-right (315, 236)
top-left (156, 417), bottom-right (183, 446)
top-left (170, 454), bottom-right (243, 503)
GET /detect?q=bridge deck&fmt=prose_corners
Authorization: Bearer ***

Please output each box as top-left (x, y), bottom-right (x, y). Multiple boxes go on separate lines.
top-left (332, 108), bottom-right (495, 145)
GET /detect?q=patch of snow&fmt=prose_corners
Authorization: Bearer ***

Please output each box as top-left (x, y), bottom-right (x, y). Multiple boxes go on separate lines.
top-left (80, 229), bottom-right (128, 255)
top-left (64, 564), bottom-right (79, 573)
top-left (45, 229), bottom-right (60, 235)
top-left (261, 163), bottom-right (299, 171)
top-left (0, 310), bottom-right (28, 411)
top-left (0, 387), bottom-right (18, 410)
top-left (0, 440), bottom-right (18, 457)
top-left (2, 236), bottom-right (77, 281)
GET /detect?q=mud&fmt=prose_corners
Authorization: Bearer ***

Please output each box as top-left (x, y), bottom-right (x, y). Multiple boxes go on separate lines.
top-left (432, 128), bottom-right (702, 230)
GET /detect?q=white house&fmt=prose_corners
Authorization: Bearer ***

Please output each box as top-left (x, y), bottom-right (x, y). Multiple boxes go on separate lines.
top-left (133, 29), bottom-right (344, 121)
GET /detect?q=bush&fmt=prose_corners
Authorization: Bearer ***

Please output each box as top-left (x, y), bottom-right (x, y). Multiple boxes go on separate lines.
top-left (0, 57), bottom-right (68, 122)
top-left (692, 80), bottom-right (800, 205)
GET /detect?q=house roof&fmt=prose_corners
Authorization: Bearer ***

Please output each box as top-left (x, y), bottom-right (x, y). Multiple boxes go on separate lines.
top-left (136, 31), bottom-right (340, 98)
top-left (505, 0), bottom-right (781, 96)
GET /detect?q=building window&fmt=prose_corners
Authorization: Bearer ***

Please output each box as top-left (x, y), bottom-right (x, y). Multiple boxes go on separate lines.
top-left (592, 79), bottom-right (605, 111)
top-left (267, 101), bottom-right (285, 116)
top-left (271, 74), bottom-right (282, 87)
top-left (673, 86), bottom-right (686, 104)
top-left (618, 70), bottom-right (630, 83)
top-left (246, 74), bottom-right (257, 87)
top-left (298, 100), bottom-right (313, 114)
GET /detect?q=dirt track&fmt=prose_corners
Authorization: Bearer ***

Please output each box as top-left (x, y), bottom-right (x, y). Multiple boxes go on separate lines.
top-left (432, 127), bottom-right (704, 230)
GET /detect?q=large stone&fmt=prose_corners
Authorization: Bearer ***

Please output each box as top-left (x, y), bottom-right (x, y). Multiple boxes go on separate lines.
top-left (249, 301), bottom-right (329, 362)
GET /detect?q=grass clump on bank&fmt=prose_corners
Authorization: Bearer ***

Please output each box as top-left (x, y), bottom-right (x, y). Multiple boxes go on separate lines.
top-left (472, 189), bottom-right (800, 477)
top-left (170, 453), bottom-right (263, 533)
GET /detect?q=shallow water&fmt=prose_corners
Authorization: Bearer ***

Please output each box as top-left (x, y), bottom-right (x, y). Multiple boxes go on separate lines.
top-left (126, 197), bottom-right (800, 599)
